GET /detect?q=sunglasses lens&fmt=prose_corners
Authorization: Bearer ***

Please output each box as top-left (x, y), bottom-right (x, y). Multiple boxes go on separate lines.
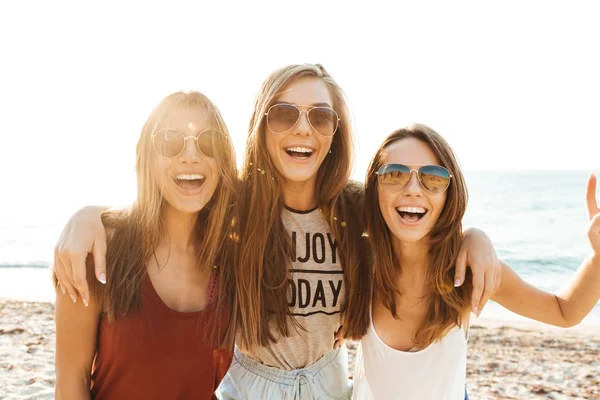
top-left (197, 130), bottom-right (222, 158)
top-left (308, 107), bottom-right (338, 136)
top-left (153, 129), bottom-right (184, 157)
top-left (418, 165), bottom-right (451, 193)
top-left (267, 104), bottom-right (300, 133)
top-left (377, 164), bottom-right (411, 189)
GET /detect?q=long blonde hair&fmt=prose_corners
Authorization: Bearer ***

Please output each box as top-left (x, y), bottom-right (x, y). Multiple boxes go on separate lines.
top-left (364, 124), bottom-right (472, 348)
top-left (235, 64), bottom-right (373, 349)
top-left (100, 91), bottom-right (238, 345)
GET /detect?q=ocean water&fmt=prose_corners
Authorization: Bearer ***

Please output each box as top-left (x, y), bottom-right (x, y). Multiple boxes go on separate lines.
top-left (1, 171), bottom-right (599, 324)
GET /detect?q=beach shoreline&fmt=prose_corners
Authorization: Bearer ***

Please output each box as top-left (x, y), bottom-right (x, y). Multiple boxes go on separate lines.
top-left (1, 300), bottom-right (599, 399)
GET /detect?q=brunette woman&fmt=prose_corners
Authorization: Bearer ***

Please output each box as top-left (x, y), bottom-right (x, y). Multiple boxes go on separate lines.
top-left (354, 124), bottom-right (600, 399)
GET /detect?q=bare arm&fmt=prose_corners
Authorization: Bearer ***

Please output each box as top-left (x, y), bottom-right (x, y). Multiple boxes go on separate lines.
top-left (492, 256), bottom-right (600, 327)
top-left (491, 174), bottom-right (600, 327)
top-left (54, 258), bottom-right (101, 399)
top-left (53, 205), bottom-right (109, 306)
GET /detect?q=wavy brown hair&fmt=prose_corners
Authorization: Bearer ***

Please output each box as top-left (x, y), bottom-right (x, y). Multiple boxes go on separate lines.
top-left (63, 91), bottom-right (238, 346)
top-left (364, 124), bottom-right (472, 348)
top-left (235, 64), bottom-right (373, 349)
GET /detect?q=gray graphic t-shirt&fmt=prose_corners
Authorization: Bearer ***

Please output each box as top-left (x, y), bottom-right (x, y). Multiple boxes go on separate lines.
top-left (241, 207), bottom-right (345, 370)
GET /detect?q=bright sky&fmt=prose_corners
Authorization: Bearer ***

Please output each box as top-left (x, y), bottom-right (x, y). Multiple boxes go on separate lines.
top-left (1, 1), bottom-right (599, 222)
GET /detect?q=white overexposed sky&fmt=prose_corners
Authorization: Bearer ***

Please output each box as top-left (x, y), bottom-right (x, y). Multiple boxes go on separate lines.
top-left (1, 1), bottom-right (599, 223)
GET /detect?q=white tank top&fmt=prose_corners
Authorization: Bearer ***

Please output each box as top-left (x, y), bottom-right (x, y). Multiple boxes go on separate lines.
top-left (353, 306), bottom-right (468, 400)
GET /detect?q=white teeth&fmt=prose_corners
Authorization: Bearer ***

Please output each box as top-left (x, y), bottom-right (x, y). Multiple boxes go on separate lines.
top-left (396, 206), bottom-right (427, 214)
top-left (286, 147), bottom-right (313, 154)
top-left (175, 174), bottom-right (204, 180)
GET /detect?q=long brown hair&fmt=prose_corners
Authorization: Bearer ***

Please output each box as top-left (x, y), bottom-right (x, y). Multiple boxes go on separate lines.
top-left (235, 64), bottom-right (372, 349)
top-left (96, 91), bottom-right (237, 345)
top-left (364, 124), bottom-right (472, 348)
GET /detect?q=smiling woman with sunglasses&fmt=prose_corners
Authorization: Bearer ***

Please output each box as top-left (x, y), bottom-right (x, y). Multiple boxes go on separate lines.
top-left (353, 124), bottom-right (600, 400)
top-left (53, 91), bottom-right (238, 399)
top-left (217, 64), bottom-right (371, 399)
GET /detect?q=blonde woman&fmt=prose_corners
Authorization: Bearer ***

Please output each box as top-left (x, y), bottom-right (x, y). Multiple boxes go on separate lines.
top-left (54, 91), bottom-right (238, 399)
top-left (354, 124), bottom-right (600, 399)
top-left (53, 65), bottom-right (501, 399)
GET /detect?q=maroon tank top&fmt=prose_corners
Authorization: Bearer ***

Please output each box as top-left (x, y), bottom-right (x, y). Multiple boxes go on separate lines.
top-left (90, 272), bottom-right (233, 399)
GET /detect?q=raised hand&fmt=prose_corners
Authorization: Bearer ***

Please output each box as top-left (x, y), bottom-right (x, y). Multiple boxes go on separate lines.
top-left (586, 174), bottom-right (600, 255)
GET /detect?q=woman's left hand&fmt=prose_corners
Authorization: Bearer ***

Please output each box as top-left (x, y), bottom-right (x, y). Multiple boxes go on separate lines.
top-left (455, 228), bottom-right (502, 317)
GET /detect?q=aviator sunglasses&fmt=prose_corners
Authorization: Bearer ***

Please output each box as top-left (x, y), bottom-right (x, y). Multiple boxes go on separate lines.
top-left (151, 128), bottom-right (225, 158)
top-left (376, 163), bottom-right (452, 194)
top-left (265, 103), bottom-right (340, 137)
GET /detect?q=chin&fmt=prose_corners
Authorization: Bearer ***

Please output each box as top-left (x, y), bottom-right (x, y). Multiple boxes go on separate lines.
top-left (390, 227), bottom-right (427, 243)
top-left (280, 168), bottom-right (318, 183)
top-left (168, 197), bottom-right (211, 214)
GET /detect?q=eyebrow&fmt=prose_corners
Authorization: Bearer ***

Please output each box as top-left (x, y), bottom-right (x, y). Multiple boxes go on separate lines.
top-left (272, 101), bottom-right (333, 108)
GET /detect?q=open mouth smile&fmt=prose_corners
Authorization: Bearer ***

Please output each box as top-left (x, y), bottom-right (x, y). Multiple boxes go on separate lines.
top-left (284, 146), bottom-right (315, 160)
top-left (396, 206), bottom-right (428, 224)
top-left (173, 174), bottom-right (205, 190)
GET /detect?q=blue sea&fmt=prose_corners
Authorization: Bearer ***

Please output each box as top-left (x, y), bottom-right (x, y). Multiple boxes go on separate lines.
top-left (1, 171), bottom-right (599, 324)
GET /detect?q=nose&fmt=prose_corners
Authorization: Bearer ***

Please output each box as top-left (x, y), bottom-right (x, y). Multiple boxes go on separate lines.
top-left (293, 110), bottom-right (313, 136)
top-left (403, 170), bottom-right (422, 196)
top-left (178, 136), bottom-right (203, 164)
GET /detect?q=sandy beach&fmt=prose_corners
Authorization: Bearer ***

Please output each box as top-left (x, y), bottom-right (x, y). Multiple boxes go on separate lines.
top-left (1, 300), bottom-right (599, 399)
top-left (0, 301), bottom-right (55, 400)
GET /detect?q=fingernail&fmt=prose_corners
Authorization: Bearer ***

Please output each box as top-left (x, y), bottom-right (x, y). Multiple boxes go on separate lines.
top-left (99, 273), bottom-right (107, 284)
top-left (60, 284), bottom-right (66, 294)
top-left (454, 279), bottom-right (461, 287)
top-left (83, 298), bottom-right (89, 307)
top-left (473, 307), bottom-right (479, 316)
top-left (70, 294), bottom-right (77, 303)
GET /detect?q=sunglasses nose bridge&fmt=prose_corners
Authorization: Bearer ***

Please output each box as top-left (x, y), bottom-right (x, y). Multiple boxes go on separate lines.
top-left (293, 108), bottom-right (313, 135)
top-left (179, 135), bottom-right (204, 161)
top-left (403, 169), bottom-right (423, 192)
